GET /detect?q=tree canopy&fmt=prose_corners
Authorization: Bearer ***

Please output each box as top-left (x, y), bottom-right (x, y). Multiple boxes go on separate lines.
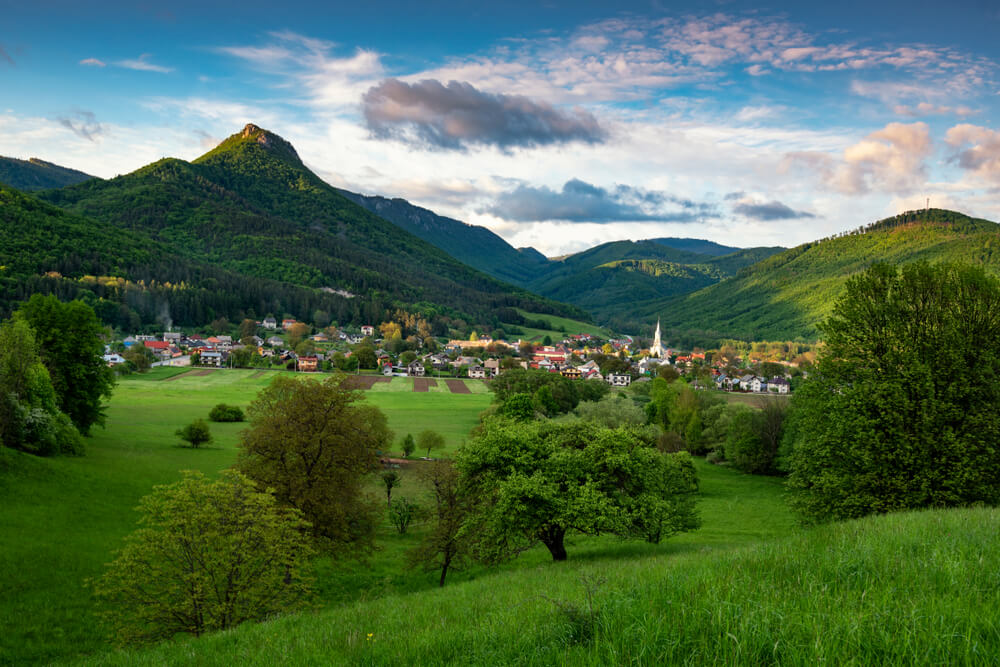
top-left (456, 418), bottom-right (700, 561)
top-left (787, 262), bottom-right (1000, 521)
top-left (93, 471), bottom-right (314, 645)
top-left (14, 294), bottom-right (114, 435)
top-left (236, 374), bottom-right (390, 555)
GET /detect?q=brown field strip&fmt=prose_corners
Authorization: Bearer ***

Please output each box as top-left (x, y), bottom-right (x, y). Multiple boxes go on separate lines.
top-left (413, 378), bottom-right (437, 392)
top-left (163, 370), bottom-right (196, 381)
top-left (344, 375), bottom-right (392, 390)
top-left (445, 379), bottom-right (471, 394)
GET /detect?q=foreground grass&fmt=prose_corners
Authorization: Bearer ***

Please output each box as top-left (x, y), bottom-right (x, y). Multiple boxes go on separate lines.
top-left (81, 507), bottom-right (1000, 666)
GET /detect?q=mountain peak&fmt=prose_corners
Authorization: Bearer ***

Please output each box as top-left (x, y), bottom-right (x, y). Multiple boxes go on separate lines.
top-left (195, 123), bottom-right (303, 168)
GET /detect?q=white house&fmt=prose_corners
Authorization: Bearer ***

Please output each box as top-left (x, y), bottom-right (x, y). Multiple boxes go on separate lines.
top-left (361, 325), bottom-right (375, 337)
top-left (606, 372), bottom-right (631, 387)
top-left (262, 317), bottom-right (277, 330)
top-left (750, 376), bottom-right (766, 393)
top-left (468, 366), bottom-right (487, 379)
top-left (769, 377), bottom-right (791, 394)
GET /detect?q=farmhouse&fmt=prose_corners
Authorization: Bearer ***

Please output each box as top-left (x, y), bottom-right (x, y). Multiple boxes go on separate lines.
top-left (200, 351), bottom-right (225, 367)
top-left (297, 356), bottom-right (319, 372)
top-left (407, 360), bottom-right (426, 377)
top-left (262, 317), bottom-right (277, 329)
top-left (361, 325), bottom-right (375, 337)
top-left (769, 377), bottom-right (791, 394)
top-left (468, 366), bottom-right (487, 379)
top-left (606, 372), bottom-right (632, 387)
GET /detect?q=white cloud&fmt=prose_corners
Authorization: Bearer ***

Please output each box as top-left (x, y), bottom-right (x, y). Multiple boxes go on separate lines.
top-left (79, 58), bottom-right (106, 67)
top-left (945, 123), bottom-right (1000, 186)
top-left (116, 54), bottom-right (173, 73)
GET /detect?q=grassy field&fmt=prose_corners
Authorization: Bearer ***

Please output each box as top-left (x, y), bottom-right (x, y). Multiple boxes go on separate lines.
top-left (509, 308), bottom-right (614, 342)
top-left (78, 506), bottom-right (999, 666)
top-left (0, 369), bottom-right (491, 664)
top-left (0, 368), bottom-right (798, 665)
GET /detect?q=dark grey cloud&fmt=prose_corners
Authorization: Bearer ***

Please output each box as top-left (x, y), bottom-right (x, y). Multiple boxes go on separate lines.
top-left (58, 110), bottom-right (103, 142)
top-left (0, 45), bottom-right (15, 66)
top-left (362, 78), bottom-right (606, 151)
top-left (723, 191), bottom-right (745, 201)
top-left (485, 178), bottom-right (718, 223)
top-left (733, 199), bottom-right (815, 221)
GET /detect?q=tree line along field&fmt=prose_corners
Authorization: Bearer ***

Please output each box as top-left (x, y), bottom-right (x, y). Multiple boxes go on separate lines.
top-left (1, 368), bottom-right (791, 665)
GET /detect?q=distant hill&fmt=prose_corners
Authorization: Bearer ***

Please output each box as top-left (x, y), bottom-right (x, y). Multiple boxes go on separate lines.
top-left (525, 240), bottom-right (784, 326)
top-left (649, 209), bottom-right (1000, 341)
top-left (0, 156), bottom-right (94, 191)
top-left (27, 124), bottom-right (586, 329)
top-left (337, 190), bottom-right (550, 285)
top-left (650, 237), bottom-right (741, 256)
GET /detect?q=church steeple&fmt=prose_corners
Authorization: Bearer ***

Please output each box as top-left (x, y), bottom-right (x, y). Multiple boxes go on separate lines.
top-left (650, 318), bottom-right (666, 358)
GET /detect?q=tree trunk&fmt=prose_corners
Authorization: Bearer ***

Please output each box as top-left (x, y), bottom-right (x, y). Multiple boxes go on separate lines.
top-left (540, 526), bottom-right (568, 561)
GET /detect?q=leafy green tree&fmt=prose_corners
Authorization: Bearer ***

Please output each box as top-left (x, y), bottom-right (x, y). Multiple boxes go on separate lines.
top-left (417, 429), bottom-right (445, 459)
top-left (532, 385), bottom-right (559, 416)
top-left (0, 317), bottom-right (83, 455)
top-left (236, 374), bottom-right (390, 554)
top-left (381, 470), bottom-right (400, 508)
top-left (574, 393), bottom-right (646, 428)
top-left (457, 419), bottom-right (700, 561)
top-left (175, 419), bottom-right (212, 448)
top-left (238, 318), bottom-right (258, 340)
top-left (399, 350), bottom-right (417, 366)
top-left (401, 433), bottom-right (416, 457)
top-left (787, 262), bottom-right (1000, 521)
top-left (499, 393), bottom-right (535, 421)
top-left (353, 345), bottom-right (377, 370)
top-left (542, 334), bottom-right (553, 346)
top-left (208, 403), bottom-right (245, 422)
top-left (408, 461), bottom-right (474, 586)
top-left (389, 497), bottom-right (417, 535)
top-left (15, 295), bottom-right (114, 435)
top-left (93, 471), bottom-right (314, 645)
top-left (122, 345), bottom-right (153, 373)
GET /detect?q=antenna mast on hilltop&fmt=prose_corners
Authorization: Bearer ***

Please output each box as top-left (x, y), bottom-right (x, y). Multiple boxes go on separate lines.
top-left (926, 197), bottom-right (930, 212)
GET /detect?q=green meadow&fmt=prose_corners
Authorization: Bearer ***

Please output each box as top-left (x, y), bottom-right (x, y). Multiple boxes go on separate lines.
top-left (2, 368), bottom-right (996, 665)
top-left (510, 308), bottom-right (614, 341)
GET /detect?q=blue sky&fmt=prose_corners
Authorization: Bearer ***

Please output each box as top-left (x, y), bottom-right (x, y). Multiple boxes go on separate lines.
top-left (2, 0), bottom-right (1000, 254)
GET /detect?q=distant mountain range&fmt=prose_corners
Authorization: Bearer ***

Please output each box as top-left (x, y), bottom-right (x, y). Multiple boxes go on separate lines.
top-left (0, 156), bottom-right (94, 191)
top-left (7, 129), bottom-right (1000, 344)
top-left (1, 125), bottom-right (585, 330)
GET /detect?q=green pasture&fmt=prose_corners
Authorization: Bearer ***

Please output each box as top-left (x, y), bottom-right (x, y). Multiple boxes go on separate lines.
top-left (508, 308), bottom-right (613, 342)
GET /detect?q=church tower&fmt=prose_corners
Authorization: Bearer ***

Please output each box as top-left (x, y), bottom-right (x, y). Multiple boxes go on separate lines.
top-left (650, 319), bottom-right (666, 358)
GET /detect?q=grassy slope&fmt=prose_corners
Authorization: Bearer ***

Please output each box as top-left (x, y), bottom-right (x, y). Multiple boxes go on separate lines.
top-left (0, 370), bottom-right (490, 664)
top-left (0, 156), bottom-right (94, 191)
top-left (79, 506), bottom-right (998, 666)
top-left (508, 308), bottom-right (614, 341)
top-left (651, 209), bottom-right (1000, 340)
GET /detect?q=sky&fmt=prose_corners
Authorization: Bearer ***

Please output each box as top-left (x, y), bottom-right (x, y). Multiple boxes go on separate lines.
top-left (2, 0), bottom-right (1000, 256)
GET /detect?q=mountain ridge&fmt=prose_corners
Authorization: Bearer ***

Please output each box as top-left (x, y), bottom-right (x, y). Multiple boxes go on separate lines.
top-left (0, 156), bottom-right (95, 191)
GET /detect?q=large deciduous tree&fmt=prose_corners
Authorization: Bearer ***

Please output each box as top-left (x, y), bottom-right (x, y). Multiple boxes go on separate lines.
top-left (236, 374), bottom-right (390, 555)
top-left (93, 471), bottom-right (314, 645)
top-left (14, 295), bottom-right (114, 435)
top-left (456, 419), bottom-right (700, 562)
top-left (787, 262), bottom-right (1000, 522)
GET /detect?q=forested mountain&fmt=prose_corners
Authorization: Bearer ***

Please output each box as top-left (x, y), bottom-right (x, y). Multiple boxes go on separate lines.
top-left (524, 240), bottom-right (784, 327)
top-left (649, 237), bottom-right (741, 256)
top-left (649, 209), bottom-right (1000, 341)
top-left (11, 124), bottom-right (587, 329)
top-left (0, 156), bottom-right (94, 191)
top-left (337, 190), bottom-right (551, 285)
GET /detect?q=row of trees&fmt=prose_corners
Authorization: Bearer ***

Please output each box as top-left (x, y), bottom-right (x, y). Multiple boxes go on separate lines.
top-left (0, 295), bottom-right (113, 456)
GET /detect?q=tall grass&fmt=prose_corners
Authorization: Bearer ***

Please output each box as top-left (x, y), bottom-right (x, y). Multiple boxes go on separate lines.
top-left (81, 507), bottom-right (1000, 666)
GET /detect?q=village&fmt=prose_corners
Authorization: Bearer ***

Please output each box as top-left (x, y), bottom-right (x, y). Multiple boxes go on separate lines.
top-left (101, 315), bottom-right (802, 395)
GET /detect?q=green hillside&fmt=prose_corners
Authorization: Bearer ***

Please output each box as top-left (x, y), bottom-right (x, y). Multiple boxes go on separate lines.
top-left (0, 156), bottom-right (94, 191)
top-left (650, 236), bottom-right (741, 256)
top-left (79, 503), bottom-right (997, 665)
top-left (526, 241), bottom-right (784, 327)
top-left (650, 209), bottom-right (1000, 341)
top-left (338, 190), bottom-right (551, 285)
top-left (34, 124), bottom-right (586, 328)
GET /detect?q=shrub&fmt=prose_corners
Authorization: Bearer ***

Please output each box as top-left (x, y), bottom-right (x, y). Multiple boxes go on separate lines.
top-left (175, 419), bottom-right (212, 448)
top-left (208, 403), bottom-right (245, 422)
top-left (389, 497), bottom-right (417, 535)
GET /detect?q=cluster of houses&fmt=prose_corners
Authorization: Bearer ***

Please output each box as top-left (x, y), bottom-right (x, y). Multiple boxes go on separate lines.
top-left (714, 373), bottom-right (790, 394)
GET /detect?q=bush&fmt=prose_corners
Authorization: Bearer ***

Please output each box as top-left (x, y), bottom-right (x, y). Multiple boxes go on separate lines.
top-left (208, 403), bottom-right (245, 422)
top-left (389, 497), bottom-right (417, 534)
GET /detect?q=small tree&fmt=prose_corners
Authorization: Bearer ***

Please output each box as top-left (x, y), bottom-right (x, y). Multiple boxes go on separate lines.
top-left (93, 471), bottom-right (314, 645)
top-left (389, 497), bottom-right (417, 535)
top-left (175, 419), bottom-right (212, 448)
top-left (401, 433), bottom-right (416, 458)
top-left (408, 461), bottom-right (474, 586)
top-left (417, 429), bottom-right (445, 459)
top-left (381, 470), bottom-right (400, 508)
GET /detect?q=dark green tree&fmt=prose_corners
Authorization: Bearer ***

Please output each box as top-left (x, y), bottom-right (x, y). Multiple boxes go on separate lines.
top-left (175, 419), bottom-right (212, 448)
top-left (787, 262), bottom-right (1000, 521)
top-left (15, 295), bottom-right (115, 435)
top-left (408, 461), bottom-right (475, 586)
top-left (457, 419), bottom-right (700, 561)
top-left (401, 433), bottom-right (416, 457)
top-left (236, 374), bottom-right (390, 554)
top-left (381, 470), bottom-right (400, 508)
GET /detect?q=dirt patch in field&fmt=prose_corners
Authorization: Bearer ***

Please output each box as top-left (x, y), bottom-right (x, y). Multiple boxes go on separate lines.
top-left (445, 379), bottom-right (471, 394)
top-left (189, 369), bottom-right (217, 377)
top-left (413, 378), bottom-right (437, 392)
top-left (163, 370), bottom-right (197, 381)
top-left (248, 370), bottom-right (269, 379)
top-left (343, 375), bottom-right (392, 390)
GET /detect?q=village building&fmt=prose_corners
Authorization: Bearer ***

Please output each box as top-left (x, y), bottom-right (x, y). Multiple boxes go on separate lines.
top-left (262, 317), bottom-right (277, 330)
top-left (200, 351), bottom-right (225, 367)
top-left (297, 356), bottom-right (319, 372)
top-left (407, 360), bottom-right (426, 377)
top-left (649, 319), bottom-right (667, 358)
top-left (606, 372), bottom-right (632, 387)
top-left (468, 366), bottom-right (487, 379)
top-left (769, 377), bottom-right (791, 394)
top-left (361, 325), bottom-right (375, 337)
